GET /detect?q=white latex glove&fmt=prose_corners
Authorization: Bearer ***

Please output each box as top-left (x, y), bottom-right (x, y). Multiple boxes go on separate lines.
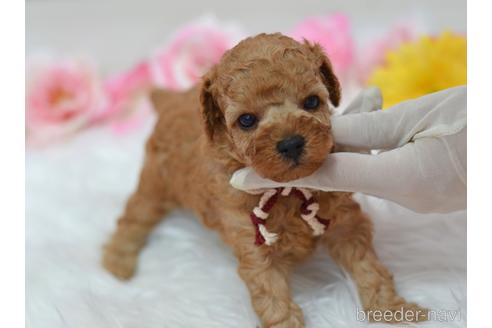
top-left (230, 86), bottom-right (467, 214)
top-left (338, 86), bottom-right (382, 115)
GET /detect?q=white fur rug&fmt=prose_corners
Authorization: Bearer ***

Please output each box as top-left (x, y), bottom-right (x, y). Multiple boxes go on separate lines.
top-left (26, 120), bottom-right (466, 328)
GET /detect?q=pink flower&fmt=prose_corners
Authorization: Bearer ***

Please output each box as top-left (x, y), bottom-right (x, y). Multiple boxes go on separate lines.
top-left (290, 14), bottom-right (355, 79)
top-left (102, 62), bottom-right (153, 134)
top-left (357, 24), bottom-right (415, 82)
top-left (93, 17), bottom-right (243, 134)
top-left (26, 57), bottom-right (107, 146)
top-left (149, 17), bottom-right (244, 90)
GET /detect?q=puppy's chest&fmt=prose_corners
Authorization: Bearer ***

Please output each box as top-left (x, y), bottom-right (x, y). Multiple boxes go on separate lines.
top-left (264, 198), bottom-right (320, 256)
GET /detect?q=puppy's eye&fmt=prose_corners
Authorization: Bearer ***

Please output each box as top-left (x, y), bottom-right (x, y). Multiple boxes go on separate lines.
top-left (303, 95), bottom-right (320, 111)
top-left (238, 113), bottom-right (258, 130)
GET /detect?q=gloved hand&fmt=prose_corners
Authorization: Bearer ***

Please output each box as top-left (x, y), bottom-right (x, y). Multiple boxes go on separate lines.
top-left (230, 86), bottom-right (467, 214)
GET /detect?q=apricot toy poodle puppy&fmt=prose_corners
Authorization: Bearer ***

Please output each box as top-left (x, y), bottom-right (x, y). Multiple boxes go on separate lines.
top-left (103, 33), bottom-right (426, 327)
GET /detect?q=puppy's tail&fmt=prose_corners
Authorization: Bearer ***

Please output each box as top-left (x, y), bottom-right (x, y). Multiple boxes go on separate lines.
top-left (149, 88), bottom-right (176, 114)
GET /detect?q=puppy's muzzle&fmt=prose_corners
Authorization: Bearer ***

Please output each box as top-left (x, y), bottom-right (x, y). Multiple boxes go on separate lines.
top-left (276, 134), bottom-right (305, 163)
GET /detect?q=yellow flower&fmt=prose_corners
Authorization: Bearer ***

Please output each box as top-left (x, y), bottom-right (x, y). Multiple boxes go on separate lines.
top-left (368, 32), bottom-right (467, 108)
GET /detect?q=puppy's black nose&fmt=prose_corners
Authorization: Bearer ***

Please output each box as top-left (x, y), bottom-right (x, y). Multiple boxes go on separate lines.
top-left (276, 135), bottom-right (305, 162)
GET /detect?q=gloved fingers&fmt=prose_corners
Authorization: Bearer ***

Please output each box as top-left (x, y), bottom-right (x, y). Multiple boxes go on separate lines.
top-left (340, 87), bottom-right (382, 115)
top-left (291, 149), bottom-right (419, 193)
top-left (230, 167), bottom-right (286, 191)
top-left (327, 138), bottom-right (466, 213)
top-left (330, 108), bottom-right (408, 151)
top-left (331, 86), bottom-right (467, 151)
top-left (230, 148), bottom-right (418, 193)
top-left (230, 135), bottom-right (466, 213)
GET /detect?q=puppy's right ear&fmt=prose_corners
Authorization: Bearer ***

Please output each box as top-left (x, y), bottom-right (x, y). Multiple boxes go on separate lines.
top-left (200, 69), bottom-right (225, 141)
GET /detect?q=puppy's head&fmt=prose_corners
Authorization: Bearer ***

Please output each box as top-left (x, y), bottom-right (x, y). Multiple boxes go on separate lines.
top-left (201, 33), bottom-right (340, 182)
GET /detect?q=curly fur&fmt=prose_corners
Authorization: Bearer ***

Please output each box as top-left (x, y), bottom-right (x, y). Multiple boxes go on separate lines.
top-left (102, 33), bottom-right (426, 327)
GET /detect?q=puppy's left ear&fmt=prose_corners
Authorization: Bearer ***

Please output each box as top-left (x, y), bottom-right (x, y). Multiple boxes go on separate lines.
top-left (200, 67), bottom-right (225, 141)
top-left (305, 42), bottom-right (341, 107)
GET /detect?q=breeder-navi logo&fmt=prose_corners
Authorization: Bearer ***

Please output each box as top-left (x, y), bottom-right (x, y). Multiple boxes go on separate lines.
top-left (356, 308), bottom-right (463, 323)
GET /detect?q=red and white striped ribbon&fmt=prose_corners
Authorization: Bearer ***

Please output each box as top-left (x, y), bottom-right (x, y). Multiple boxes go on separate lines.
top-left (249, 187), bottom-right (331, 246)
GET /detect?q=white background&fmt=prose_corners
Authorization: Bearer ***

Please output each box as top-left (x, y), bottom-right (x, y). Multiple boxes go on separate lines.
top-left (26, 0), bottom-right (466, 73)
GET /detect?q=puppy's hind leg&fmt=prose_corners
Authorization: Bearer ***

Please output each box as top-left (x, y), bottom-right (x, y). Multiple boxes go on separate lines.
top-left (103, 149), bottom-right (175, 280)
top-left (320, 197), bottom-right (428, 323)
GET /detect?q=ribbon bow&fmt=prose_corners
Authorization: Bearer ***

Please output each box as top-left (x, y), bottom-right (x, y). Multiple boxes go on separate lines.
top-left (249, 187), bottom-right (331, 246)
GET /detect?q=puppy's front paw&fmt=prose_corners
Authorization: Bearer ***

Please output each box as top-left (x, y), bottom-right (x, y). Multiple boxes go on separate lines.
top-left (102, 246), bottom-right (138, 280)
top-left (266, 303), bottom-right (304, 328)
top-left (269, 315), bottom-right (304, 328)
top-left (366, 301), bottom-right (429, 324)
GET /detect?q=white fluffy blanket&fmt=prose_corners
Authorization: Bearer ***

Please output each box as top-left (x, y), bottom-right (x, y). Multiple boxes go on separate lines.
top-left (26, 121), bottom-right (466, 328)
